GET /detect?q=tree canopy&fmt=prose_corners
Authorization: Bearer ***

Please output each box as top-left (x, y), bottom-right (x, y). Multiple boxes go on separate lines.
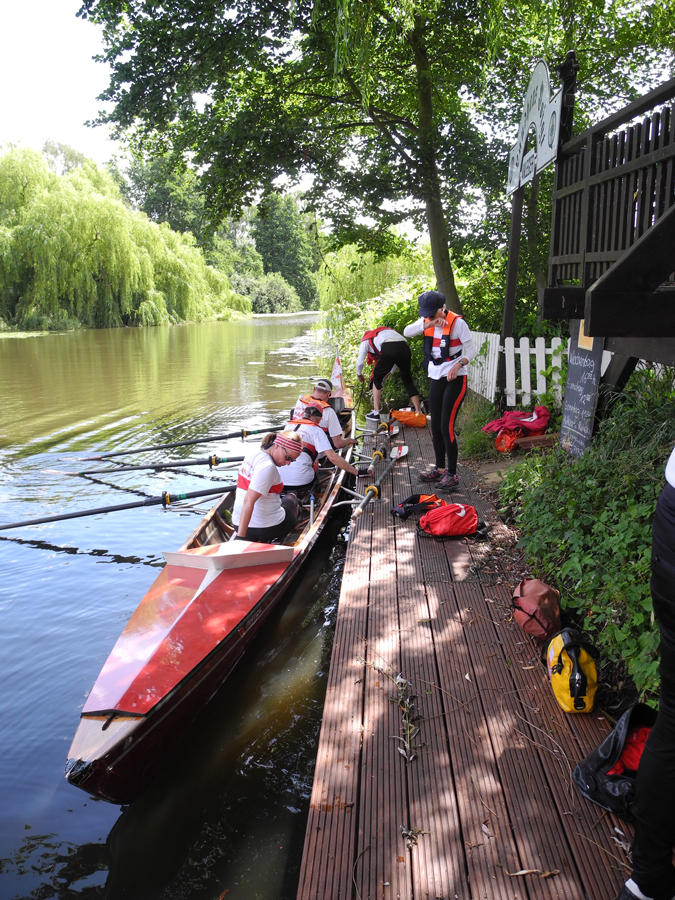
top-left (79, 0), bottom-right (675, 316)
top-left (0, 148), bottom-right (249, 330)
top-left (252, 193), bottom-right (319, 309)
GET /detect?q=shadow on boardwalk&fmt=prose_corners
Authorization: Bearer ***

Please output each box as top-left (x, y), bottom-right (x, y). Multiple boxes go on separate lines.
top-left (298, 425), bottom-right (630, 900)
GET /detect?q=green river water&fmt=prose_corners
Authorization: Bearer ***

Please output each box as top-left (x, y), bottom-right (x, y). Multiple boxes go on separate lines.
top-left (0, 315), bottom-right (347, 899)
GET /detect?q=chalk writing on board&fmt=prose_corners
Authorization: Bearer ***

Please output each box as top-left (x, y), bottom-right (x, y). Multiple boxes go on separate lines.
top-left (560, 319), bottom-right (604, 458)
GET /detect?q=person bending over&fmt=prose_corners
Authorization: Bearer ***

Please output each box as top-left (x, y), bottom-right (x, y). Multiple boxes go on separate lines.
top-left (403, 290), bottom-right (476, 493)
top-left (294, 378), bottom-right (358, 450)
top-left (356, 326), bottom-right (422, 422)
top-left (233, 431), bottom-right (302, 542)
top-left (284, 405), bottom-right (358, 492)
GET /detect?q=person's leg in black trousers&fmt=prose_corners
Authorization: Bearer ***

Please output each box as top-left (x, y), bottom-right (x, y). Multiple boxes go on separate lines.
top-left (427, 377), bottom-right (448, 471)
top-left (439, 375), bottom-right (467, 476)
top-left (622, 485), bottom-right (675, 900)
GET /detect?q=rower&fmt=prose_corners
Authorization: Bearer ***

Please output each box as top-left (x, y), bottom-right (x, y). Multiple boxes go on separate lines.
top-left (232, 431), bottom-right (303, 542)
top-left (283, 406), bottom-right (358, 492)
top-left (294, 378), bottom-right (358, 450)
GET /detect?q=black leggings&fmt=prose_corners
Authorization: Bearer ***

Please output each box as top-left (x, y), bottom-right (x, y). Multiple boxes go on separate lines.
top-left (631, 483), bottom-right (675, 899)
top-left (428, 375), bottom-right (467, 474)
top-left (372, 342), bottom-right (417, 398)
top-left (239, 493), bottom-right (298, 542)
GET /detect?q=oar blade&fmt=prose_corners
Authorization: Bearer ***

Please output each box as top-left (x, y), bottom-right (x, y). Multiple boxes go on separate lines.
top-left (390, 445), bottom-right (409, 460)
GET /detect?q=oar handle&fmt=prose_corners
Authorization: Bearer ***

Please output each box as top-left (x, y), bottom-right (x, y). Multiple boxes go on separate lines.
top-left (0, 485), bottom-right (236, 532)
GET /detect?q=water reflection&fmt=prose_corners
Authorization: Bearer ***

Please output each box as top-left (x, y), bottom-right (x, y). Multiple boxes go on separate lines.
top-left (0, 316), bottom-right (344, 900)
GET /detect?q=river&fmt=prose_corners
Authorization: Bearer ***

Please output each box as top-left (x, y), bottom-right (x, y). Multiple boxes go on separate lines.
top-left (0, 315), bottom-right (346, 900)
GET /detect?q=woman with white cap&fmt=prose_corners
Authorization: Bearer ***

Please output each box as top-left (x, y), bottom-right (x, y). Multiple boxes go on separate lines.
top-left (403, 290), bottom-right (476, 492)
top-left (233, 431), bottom-right (303, 542)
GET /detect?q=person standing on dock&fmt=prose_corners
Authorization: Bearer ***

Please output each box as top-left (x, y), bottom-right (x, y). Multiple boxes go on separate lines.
top-left (355, 327), bottom-right (422, 422)
top-left (294, 378), bottom-right (358, 450)
top-left (617, 448), bottom-right (675, 900)
top-left (283, 405), bottom-right (358, 492)
top-left (403, 290), bottom-right (476, 492)
top-left (233, 431), bottom-right (303, 542)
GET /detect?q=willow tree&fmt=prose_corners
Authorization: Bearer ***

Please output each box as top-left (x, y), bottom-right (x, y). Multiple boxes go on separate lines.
top-left (0, 148), bottom-right (249, 329)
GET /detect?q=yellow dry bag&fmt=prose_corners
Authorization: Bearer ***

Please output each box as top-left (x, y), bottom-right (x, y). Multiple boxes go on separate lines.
top-left (546, 628), bottom-right (599, 714)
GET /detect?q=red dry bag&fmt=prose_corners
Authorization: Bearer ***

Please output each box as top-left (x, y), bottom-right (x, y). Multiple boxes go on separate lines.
top-left (511, 578), bottom-right (561, 642)
top-left (418, 503), bottom-right (478, 538)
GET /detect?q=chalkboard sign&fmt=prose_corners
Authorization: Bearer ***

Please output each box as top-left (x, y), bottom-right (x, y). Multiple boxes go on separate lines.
top-left (560, 319), bottom-right (604, 457)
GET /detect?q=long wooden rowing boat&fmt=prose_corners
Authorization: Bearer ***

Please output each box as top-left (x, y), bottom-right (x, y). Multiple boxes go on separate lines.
top-left (65, 400), bottom-right (355, 804)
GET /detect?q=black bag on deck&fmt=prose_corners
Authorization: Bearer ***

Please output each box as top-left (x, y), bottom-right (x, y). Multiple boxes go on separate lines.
top-left (573, 703), bottom-right (657, 820)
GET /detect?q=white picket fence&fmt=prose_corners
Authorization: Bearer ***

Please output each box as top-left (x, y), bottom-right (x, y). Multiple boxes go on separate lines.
top-left (468, 334), bottom-right (613, 407)
top-left (467, 331), bottom-right (501, 402)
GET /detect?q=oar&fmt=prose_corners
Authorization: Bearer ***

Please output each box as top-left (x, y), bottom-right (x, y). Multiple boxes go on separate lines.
top-left (351, 445), bottom-right (409, 521)
top-left (70, 455), bottom-right (245, 476)
top-left (0, 486), bottom-right (236, 532)
top-left (366, 444), bottom-right (387, 477)
top-left (71, 425), bottom-right (285, 462)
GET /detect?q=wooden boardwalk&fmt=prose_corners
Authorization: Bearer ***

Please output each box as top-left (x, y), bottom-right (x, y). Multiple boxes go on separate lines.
top-left (298, 425), bottom-right (630, 900)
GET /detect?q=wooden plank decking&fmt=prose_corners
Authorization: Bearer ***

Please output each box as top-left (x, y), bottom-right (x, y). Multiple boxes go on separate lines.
top-left (297, 425), bottom-right (631, 900)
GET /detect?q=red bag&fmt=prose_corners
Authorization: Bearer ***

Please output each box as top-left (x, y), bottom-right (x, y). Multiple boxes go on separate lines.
top-left (495, 429), bottom-right (519, 453)
top-left (511, 578), bottom-right (561, 641)
top-left (418, 503), bottom-right (478, 537)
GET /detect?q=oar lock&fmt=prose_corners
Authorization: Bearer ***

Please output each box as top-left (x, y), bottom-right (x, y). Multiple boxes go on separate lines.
top-left (208, 455), bottom-right (220, 469)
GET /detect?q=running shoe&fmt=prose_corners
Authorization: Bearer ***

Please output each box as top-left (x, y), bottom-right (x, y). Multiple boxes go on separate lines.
top-left (438, 473), bottom-right (460, 492)
top-left (366, 411), bottom-right (381, 420)
top-left (615, 880), bottom-right (675, 900)
top-left (419, 466), bottom-right (446, 482)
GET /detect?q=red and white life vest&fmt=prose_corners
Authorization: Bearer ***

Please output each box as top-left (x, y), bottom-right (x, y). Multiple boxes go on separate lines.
top-left (362, 326), bottom-right (390, 365)
top-left (423, 311), bottom-right (463, 367)
top-left (288, 417), bottom-right (320, 463)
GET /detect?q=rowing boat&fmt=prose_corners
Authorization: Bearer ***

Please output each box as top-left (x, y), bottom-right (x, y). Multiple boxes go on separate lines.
top-left (65, 398), bottom-right (355, 804)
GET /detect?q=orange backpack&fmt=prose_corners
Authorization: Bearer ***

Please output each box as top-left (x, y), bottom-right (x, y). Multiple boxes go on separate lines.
top-left (391, 409), bottom-right (427, 427)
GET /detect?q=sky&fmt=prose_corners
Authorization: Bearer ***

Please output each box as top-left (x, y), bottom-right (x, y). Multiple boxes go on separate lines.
top-left (0, 0), bottom-right (120, 165)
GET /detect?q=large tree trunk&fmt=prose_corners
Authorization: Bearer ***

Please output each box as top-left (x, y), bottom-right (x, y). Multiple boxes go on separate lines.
top-left (410, 19), bottom-right (461, 314)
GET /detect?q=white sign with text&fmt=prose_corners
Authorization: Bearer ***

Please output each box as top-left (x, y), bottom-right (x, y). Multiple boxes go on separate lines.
top-left (506, 59), bottom-right (563, 196)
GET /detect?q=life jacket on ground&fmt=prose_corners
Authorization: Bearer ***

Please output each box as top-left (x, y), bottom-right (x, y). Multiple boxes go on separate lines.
top-left (288, 418), bottom-right (320, 464)
top-left (423, 311), bottom-right (463, 367)
top-left (391, 494), bottom-right (447, 520)
top-left (362, 326), bottom-right (390, 365)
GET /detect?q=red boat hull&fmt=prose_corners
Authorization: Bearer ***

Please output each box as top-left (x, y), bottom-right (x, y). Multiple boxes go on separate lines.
top-left (66, 402), bottom-right (354, 804)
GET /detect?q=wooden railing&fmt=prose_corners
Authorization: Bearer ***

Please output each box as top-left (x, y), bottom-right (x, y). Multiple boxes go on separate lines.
top-left (549, 76), bottom-right (675, 292)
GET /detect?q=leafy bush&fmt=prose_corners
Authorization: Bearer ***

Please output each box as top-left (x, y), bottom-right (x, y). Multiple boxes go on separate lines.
top-left (230, 271), bottom-right (302, 313)
top-left (499, 368), bottom-right (675, 701)
top-left (455, 391), bottom-right (500, 461)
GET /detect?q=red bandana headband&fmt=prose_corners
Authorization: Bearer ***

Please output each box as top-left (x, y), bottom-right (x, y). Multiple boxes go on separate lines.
top-left (273, 435), bottom-right (301, 455)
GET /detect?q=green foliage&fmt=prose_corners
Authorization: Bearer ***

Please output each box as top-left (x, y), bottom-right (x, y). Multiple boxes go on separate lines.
top-left (252, 193), bottom-right (319, 309)
top-left (319, 243), bottom-right (435, 331)
top-left (499, 369), bottom-right (675, 701)
top-left (231, 271), bottom-right (302, 314)
top-left (111, 152), bottom-right (208, 244)
top-left (455, 391), bottom-right (501, 461)
top-left (0, 148), bottom-right (250, 330)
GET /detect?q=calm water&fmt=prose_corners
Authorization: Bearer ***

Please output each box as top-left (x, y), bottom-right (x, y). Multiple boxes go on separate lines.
top-left (0, 316), bottom-right (346, 900)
